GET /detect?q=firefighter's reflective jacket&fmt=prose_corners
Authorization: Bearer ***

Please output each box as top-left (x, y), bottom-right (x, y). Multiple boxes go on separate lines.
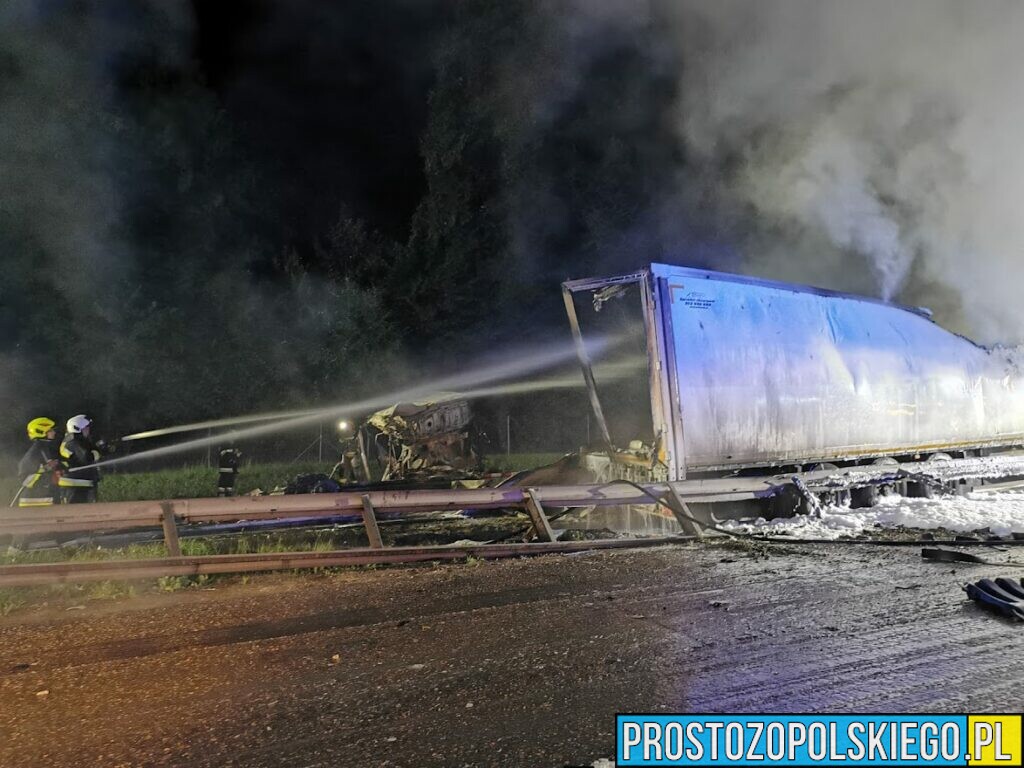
top-left (17, 438), bottom-right (59, 507)
top-left (59, 433), bottom-right (101, 490)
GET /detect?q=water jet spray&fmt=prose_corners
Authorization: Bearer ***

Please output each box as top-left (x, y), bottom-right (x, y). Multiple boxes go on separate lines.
top-left (96, 336), bottom-right (619, 471)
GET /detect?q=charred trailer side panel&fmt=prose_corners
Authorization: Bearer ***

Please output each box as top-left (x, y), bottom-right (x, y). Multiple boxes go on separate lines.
top-left (565, 264), bottom-right (1024, 481)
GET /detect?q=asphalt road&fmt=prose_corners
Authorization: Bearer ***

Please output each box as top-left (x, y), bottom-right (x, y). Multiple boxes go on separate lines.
top-left (0, 540), bottom-right (1020, 767)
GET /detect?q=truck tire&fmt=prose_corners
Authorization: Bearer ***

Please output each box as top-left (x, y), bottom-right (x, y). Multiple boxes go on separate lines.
top-left (851, 485), bottom-right (880, 508)
top-left (811, 463), bottom-right (850, 507)
top-left (872, 457), bottom-right (900, 498)
top-left (766, 484), bottom-right (815, 519)
top-left (908, 453), bottom-right (952, 499)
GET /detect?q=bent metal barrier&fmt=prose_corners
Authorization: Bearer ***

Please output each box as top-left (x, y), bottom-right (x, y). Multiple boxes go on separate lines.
top-left (3, 455), bottom-right (1023, 537)
top-left (0, 481), bottom-right (755, 536)
top-left (2, 454), bottom-right (1024, 586)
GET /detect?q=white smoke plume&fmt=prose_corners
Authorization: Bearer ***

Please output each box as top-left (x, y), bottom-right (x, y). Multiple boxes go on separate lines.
top-left (664, 0), bottom-right (1024, 343)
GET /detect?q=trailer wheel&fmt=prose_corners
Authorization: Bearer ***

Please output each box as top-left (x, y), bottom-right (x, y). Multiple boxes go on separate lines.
top-left (908, 453), bottom-right (952, 499)
top-left (906, 482), bottom-right (933, 498)
top-left (811, 463), bottom-right (850, 507)
top-left (766, 484), bottom-right (815, 519)
top-left (871, 457), bottom-right (900, 497)
top-left (850, 485), bottom-right (879, 508)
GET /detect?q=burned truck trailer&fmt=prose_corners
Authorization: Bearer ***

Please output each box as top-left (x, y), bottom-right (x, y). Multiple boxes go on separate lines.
top-left (564, 264), bottom-right (1024, 494)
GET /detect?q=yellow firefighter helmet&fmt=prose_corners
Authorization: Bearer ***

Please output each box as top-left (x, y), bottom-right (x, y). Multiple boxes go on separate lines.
top-left (27, 417), bottom-right (56, 440)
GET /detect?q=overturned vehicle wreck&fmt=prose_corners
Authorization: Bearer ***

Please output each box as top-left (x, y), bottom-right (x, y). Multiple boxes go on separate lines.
top-left (363, 397), bottom-right (483, 482)
top-left (563, 263), bottom-right (1024, 519)
top-left (285, 397), bottom-right (486, 493)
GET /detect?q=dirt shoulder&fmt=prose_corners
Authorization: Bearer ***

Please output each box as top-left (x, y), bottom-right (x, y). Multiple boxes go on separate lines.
top-left (0, 541), bottom-right (1018, 767)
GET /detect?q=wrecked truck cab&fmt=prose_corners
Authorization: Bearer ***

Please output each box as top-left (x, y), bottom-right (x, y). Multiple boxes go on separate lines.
top-left (363, 396), bottom-right (483, 481)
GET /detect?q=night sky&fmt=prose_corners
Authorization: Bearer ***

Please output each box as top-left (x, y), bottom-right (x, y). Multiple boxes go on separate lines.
top-left (188, 0), bottom-right (445, 243)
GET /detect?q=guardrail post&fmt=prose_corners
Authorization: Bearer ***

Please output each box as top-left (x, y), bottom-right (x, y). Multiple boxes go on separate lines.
top-left (524, 488), bottom-right (556, 542)
top-left (667, 484), bottom-right (704, 539)
top-left (160, 502), bottom-right (182, 557)
top-left (360, 494), bottom-right (384, 549)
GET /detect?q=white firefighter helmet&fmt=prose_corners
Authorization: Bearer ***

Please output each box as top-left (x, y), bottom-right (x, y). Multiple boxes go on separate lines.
top-left (66, 414), bottom-right (93, 434)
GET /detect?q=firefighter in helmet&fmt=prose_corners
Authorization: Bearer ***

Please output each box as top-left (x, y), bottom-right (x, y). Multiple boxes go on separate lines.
top-left (58, 414), bottom-right (103, 503)
top-left (15, 417), bottom-right (60, 507)
top-left (217, 447), bottom-right (241, 497)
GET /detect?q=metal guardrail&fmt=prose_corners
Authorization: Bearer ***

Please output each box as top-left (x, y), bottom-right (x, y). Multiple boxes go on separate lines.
top-left (2, 454), bottom-right (1022, 587)
top-left (0, 480), bottom-right (710, 586)
top-left (0, 481), bottom-right (766, 537)
top-left (5, 454), bottom-right (1024, 539)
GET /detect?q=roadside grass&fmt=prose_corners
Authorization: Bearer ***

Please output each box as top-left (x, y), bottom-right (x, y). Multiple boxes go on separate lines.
top-left (0, 530), bottom-right (369, 567)
top-left (86, 580), bottom-right (137, 600)
top-left (0, 476), bottom-right (21, 506)
top-left (0, 514), bottom-right (528, 566)
top-left (98, 461), bottom-right (333, 501)
top-left (0, 590), bottom-right (24, 616)
top-left (0, 462), bottom-right (331, 505)
top-left (1, 454), bottom-right (561, 506)
top-left (0, 534), bottom-right (346, 610)
top-left (484, 453), bottom-right (564, 473)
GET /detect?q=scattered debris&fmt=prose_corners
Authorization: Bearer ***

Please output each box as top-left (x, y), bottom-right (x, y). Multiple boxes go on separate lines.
top-left (964, 577), bottom-right (1024, 620)
top-left (922, 548), bottom-right (1024, 568)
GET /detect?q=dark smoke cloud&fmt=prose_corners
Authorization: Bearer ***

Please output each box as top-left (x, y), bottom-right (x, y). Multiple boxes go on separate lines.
top-left (0, 0), bottom-right (401, 455)
top-left (504, 0), bottom-right (686, 286)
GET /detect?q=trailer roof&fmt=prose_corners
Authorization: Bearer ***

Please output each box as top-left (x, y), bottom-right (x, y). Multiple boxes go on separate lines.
top-left (563, 263), bottom-right (934, 320)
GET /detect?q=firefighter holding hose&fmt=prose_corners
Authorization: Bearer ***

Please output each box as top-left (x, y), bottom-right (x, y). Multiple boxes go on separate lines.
top-left (13, 417), bottom-right (61, 507)
top-left (58, 414), bottom-right (108, 503)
